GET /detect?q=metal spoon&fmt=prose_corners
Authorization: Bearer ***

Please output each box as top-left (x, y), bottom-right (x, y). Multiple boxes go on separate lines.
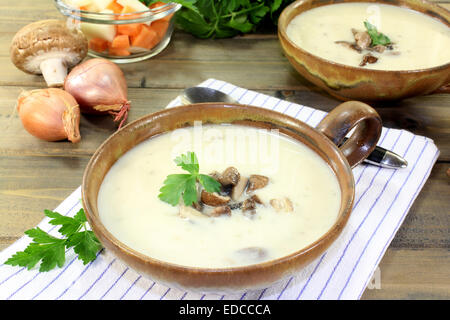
top-left (181, 87), bottom-right (238, 105)
top-left (180, 86), bottom-right (407, 169)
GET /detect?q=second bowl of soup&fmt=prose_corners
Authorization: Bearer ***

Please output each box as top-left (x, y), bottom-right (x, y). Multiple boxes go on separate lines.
top-left (278, 0), bottom-right (450, 101)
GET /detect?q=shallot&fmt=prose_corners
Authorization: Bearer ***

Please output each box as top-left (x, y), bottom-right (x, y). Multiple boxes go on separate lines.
top-left (17, 88), bottom-right (81, 143)
top-left (64, 58), bottom-right (130, 129)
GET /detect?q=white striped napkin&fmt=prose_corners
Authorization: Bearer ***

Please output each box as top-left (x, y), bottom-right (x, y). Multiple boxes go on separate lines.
top-left (0, 79), bottom-right (439, 300)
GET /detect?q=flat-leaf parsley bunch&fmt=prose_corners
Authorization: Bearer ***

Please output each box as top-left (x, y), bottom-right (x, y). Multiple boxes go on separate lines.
top-left (5, 209), bottom-right (102, 272)
top-left (143, 0), bottom-right (296, 38)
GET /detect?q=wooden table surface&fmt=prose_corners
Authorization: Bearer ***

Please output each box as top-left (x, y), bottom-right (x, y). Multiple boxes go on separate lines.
top-left (1, 0), bottom-right (449, 300)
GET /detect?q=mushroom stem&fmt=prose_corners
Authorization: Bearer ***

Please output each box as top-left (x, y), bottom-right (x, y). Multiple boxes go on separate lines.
top-left (40, 58), bottom-right (68, 87)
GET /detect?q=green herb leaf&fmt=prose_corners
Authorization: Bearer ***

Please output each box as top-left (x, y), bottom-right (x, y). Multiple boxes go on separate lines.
top-left (66, 230), bottom-right (102, 265)
top-left (174, 151), bottom-right (199, 174)
top-left (198, 174), bottom-right (222, 193)
top-left (364, 21), bottom-right (391, 46)
top-left (4, 209), bottom-right (102, 272)
top-left (5, 228), bottom-right (67, 272)
top-left (158, 152), bottom-right (221, 206)
top-left (158, 174), bottom-right (193, 206)
top-left (143, 0), bottom-right (295, 39)
top-left (45, 209), bottom-right (82, 237)
top-left (182, 175), bottom-right (199, 206)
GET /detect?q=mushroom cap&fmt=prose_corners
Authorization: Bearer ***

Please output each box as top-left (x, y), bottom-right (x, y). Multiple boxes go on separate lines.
top-left (10, 19), bottom-right (88, 75)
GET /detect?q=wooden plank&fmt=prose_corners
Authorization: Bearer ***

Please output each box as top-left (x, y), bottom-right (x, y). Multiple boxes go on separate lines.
top-left (2, 86), bottom-right (449, 161)
top-left (361, 248), bottom-right (449, 299)
top-left (0, 55), bottom-right (310, 91)
top-left (1, 30), bottom-right (284, 60)
top-left (0, 86), bottom-right (180, 157)
top-left (277, 90), bottom-right (450, 161)
top-left (0, 158), bottom-right (448, 251)
top-left (391, 164), bottom-right (450, 249)
top-left (0, 156), bottom-right (88, 250)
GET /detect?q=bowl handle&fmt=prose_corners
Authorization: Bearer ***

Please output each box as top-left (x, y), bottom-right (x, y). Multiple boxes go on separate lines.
top-left (316, 101), bottom-right (382, 168)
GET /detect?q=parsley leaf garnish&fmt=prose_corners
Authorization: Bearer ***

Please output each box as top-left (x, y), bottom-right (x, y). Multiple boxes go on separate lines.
top-left (158, 151), bottom-right (221, 206)
top-left (4, 208), bottom-right (102, 272)
top-left (364, 21), bottom-right (392, 46)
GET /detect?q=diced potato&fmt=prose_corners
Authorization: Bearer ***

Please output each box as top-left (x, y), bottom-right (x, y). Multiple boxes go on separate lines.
top-left (65, 0), bottom-right (93, 8)
top-left (80, 9), bottom-right (116, 42)
top-left (90, 0), bottom-right (115, 10)
top-left (120, 3), bottom-right (151, 25)
top-left (84, 3), bottom-right (100, 11)
top-left (117, 0), bottom-right (150, 12)
top-left (98, 8), bottom-right (115, 17)
top-left (81, 22), bottom-right (116, 42)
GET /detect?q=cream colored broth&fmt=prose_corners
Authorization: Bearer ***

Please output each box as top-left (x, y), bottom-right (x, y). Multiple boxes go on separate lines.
top-left (97, 124), bottom-right (341, 268)
top-left (286, 3), bottom-right (450, 70)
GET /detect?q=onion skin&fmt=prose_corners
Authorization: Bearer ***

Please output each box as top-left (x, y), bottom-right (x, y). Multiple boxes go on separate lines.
top-left (64, 58), bottom-right (130, 129)
top-left (17, 88), bottom-right (81, 143)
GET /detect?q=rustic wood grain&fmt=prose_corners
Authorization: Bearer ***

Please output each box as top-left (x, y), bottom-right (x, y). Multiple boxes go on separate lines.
top-left (0, 156), bottom-right (88, 248)
top-left (2, 86), bottom-right (449, 160)
top-left (361, 248), bottom-right (449, 300)
top-left (0, 0), bottom-right (448, 300)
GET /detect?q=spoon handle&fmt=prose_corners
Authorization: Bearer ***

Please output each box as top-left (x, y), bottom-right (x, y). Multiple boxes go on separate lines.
top-left (339, 137), bottom-right (407, 169)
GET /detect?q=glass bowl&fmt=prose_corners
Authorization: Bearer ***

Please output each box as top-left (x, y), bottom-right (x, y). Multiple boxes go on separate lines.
top-left (54, 0), bottom-right (181, 63)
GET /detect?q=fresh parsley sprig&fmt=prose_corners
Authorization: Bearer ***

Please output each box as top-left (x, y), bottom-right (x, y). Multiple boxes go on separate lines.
top-left (364, 21), bottom-right (392, 46)
top-left (143, 0), bottom-right (295, 38)
top-left (158, 151), bottom-right (221, 206)
top-left (5, 208), bottom-right (102, 272)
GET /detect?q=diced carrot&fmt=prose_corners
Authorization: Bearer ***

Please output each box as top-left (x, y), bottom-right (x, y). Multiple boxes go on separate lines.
top-left (89, 38), bottom-right (109, 52)
top-left (79, 5), bottom-right (88, 10)
top-left (131, 25), bottom-right (159, 49)
top-left (149, 1), bottom-right (165, 8)
top-left (111, 34), bottom-right (130, 49)
top-left (108, 47), bottom-right (131, 56)
top-left (121, 4), bottom-right (136, 14)
top-left (117, 23), bottom-right (142, 36)
top-left (150, 19), bottom-right (169, 40)
top-left (117, 8), bottom-right (144, 36)
top-left (149, 2), bottom-right (174, 21)
top-left (106, 0), bottom-right (123, 14)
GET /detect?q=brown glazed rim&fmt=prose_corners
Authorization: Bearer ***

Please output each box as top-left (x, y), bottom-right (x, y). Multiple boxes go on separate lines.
top-left (278, 0), bottom-right (450, 74)
top-left (81, 103), bottom-right (360, 287)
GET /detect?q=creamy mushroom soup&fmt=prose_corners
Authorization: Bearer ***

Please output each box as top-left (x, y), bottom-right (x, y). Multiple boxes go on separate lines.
top-left (97, 124), bottom-right (341, 268)
top-left (286, 2), bottom-right (450, 70)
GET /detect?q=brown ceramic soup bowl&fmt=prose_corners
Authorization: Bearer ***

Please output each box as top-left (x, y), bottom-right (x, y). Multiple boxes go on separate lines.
top-left (82, 101), bottom-right (381, 292)
top-left (278, 0), bottom-right (450, 102)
